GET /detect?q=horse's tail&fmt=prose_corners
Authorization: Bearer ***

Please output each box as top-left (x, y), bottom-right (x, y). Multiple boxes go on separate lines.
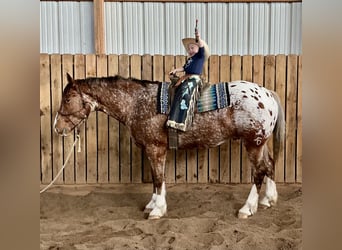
top-left (271, 91), bottom-right (285, 163)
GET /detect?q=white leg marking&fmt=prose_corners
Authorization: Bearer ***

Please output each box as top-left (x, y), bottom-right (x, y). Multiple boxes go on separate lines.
top-left (238, 184), bottom-right (259, 219)
top-left (148, 182), bottom-right (167, 219)
top-left (144, 193), bottom-right (157, 213)
top-left (259, 177), bottom-right (278, 207)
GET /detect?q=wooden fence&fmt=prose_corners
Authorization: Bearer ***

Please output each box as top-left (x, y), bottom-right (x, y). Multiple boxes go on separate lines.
top-left (40, 54), bottom-right (302, 184)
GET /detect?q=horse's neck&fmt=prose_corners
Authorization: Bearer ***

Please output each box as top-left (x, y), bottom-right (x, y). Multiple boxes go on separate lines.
top-left (79, 79), bottom-right (145, 124)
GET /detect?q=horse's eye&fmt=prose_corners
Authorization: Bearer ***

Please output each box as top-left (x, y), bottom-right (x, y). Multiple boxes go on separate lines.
top-left (65, 98), bottom-right (71, 104)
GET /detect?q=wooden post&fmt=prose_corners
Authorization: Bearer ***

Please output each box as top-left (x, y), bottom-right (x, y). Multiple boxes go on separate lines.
top-left (94, 0), bottom-right (105, 54)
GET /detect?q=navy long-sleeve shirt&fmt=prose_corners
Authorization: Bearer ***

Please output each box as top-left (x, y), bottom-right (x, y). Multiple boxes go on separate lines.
top-left (183, 47), bottom-right (205, 75)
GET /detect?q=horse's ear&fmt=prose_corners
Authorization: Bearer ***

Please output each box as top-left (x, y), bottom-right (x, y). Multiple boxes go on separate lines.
top-left (66, 73), bottom-right (74, 84)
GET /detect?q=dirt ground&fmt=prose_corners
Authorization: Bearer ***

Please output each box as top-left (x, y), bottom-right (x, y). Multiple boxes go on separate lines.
top-left (40, 183), bottom-right (302, 250)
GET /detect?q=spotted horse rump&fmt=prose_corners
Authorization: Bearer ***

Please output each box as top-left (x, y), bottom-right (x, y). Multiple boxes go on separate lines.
top-left (228, 80), bottom-right (279, 146)
top-left (54, 74), bottom-right (285, 220)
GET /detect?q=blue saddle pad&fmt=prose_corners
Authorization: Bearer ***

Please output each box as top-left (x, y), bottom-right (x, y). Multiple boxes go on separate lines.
top-left (157, 82), bottom-right (230, 114)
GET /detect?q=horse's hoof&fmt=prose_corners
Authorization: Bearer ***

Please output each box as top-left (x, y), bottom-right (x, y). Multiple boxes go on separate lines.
top-left (259, 204), bottom-right (270, 210)
top-left (238, 212), bottom-right (250, 219)
top-left (148, 215), bottom-right (161, 220)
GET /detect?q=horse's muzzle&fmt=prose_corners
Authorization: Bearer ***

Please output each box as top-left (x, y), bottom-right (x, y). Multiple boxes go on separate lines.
top-left (54, 113), bottom-right (71, 136)
top-left (54, 126), bottom-right (70, 137)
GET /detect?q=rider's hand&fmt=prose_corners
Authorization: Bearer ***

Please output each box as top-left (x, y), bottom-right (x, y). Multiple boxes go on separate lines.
top-left (169, 69), bottom-right (177, 75)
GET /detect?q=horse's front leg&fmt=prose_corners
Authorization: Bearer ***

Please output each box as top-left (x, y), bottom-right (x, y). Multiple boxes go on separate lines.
top-left (144, 145), bottom-right (167, 219)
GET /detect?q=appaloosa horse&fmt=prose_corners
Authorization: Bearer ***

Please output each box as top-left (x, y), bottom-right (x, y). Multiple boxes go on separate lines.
top-left (54, 73), bottom-right (285, 219)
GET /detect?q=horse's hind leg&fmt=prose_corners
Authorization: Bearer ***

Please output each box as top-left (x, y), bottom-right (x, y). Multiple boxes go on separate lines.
top-left (238, 143), bottom-right (277, 218)
top-left (259, 145), bottom-right (278, 208)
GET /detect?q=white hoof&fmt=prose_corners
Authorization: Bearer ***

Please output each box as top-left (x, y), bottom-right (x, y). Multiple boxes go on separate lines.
top-left (238, 212), bottom-right (249, 219)
top-left (238, 184), bottom-right (259, 219)
top-left (260, 177), bottom-right (278, 208)
top-left (238, 201), bottom-right (258, 219)
top-left (148, 194), bottom-right (167, 219)
top-left (259, 196), bottom-right (271, 208)
top-left (148, 214), bottom-right (161, 220)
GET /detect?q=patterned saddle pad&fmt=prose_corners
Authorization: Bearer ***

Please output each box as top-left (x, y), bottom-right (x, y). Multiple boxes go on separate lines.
top-left (157, 82), bottom-right (230, 114)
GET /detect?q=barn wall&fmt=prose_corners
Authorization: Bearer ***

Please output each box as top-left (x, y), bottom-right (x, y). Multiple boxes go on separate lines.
top-left (40, 1), bottom-right (302, 55)
top-left (40, 53), bottom-right (302, 184)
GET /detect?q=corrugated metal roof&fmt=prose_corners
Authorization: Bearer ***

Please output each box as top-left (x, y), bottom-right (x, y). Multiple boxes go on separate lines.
top-left (40, 1), bottom-right (302, 55)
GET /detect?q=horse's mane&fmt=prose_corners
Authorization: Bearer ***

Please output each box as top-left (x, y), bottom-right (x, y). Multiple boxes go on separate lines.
top-left (77, 75), bottom-right (161, 87)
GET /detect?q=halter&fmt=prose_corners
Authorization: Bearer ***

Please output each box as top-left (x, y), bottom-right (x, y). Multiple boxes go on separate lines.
top-left (57, 109), bottom-right (88, 133)
top-left (57, 84), bottom-right (90, 133)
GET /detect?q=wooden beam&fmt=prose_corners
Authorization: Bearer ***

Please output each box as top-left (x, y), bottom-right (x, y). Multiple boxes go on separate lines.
top-left (94, 0), bottom-right (105, 54)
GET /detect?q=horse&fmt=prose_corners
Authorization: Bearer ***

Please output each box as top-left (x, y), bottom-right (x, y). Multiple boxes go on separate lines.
top-left (54, 73), bottom-right (285, 219)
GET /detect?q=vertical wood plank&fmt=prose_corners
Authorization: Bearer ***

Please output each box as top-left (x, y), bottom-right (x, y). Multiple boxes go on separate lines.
top-left (85, 54), bottom-right (98, 183)
top-left (241, 55), bottom-right (253, 183)
top-left (97, 54), bottom-right (109, 183)
top-left (51, 54), bottom-right (64, 184)
top-left (230, 55), bottom-right (242, 183)
top-left (275, 55), bottom-right (286, 182)
top-left (153, 55), bottom-right (164, 82)
top-left (62, 54), bottom-right (75, 184)
top-left (208, 55), bottom-right (220, 183)
top-left (40, 54), bottom-right (52, 184)
top-left (164, 55), bottom-right (174, 82)
top-left (131, 54), bottom-right (143, 183)
top-left (197, 147), bottom-right (208, 183)
top-left (142, 54), bottom-right (153, 81)
top-left (187, 149), bottom-right (197, 183)
top-left (93, 0), bottom-right (105, 54)
top-left (142, 54), bottom-right (153, 183)
top-left (219, 55), bottom-right (231, 183)
top-left (253, 55), bottom-right (264, 85)
top-left (264, 55), bottom-right (276, 179)
top-left (164, 55), bottom-right (176, 184)
top-left (174, 55), bottom-right (187, 183)
top-left (296, 55), bottom-right (302, 183)
top-left (108, 55), bottom-right (120, 183)
top-left (285, 55), bottom-right (297, 183)
top-left (74, 54), bottom-right (87, 184)
top-left (119, 54), bottom-right (131, 183)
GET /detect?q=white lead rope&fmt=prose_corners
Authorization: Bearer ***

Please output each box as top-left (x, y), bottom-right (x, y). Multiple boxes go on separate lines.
top-left (40, 134), bottom-right (80, 194)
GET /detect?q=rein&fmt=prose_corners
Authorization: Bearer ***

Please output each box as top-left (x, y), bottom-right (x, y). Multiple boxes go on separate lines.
top-left (40, 134), bottom-right (80, 194)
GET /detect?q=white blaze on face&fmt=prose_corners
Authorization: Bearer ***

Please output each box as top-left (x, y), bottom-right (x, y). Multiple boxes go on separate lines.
top-left (229, 81), bottom-right (278, 139)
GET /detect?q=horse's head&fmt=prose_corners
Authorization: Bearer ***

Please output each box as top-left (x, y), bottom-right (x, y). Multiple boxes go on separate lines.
top-left (54, 73), bottom-right (91, 136)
